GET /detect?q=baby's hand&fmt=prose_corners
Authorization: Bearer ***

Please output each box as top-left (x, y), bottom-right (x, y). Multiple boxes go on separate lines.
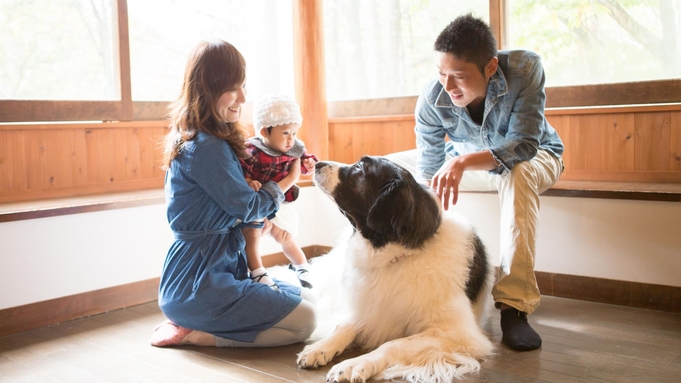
top-left (302, 158), bottom-right (316, 173)
top-left (246, 178), bottom-right (262, 191)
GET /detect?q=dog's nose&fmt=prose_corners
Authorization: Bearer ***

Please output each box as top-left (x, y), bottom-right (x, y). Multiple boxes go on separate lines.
top-left (315, 162), bottom-right (329, 170)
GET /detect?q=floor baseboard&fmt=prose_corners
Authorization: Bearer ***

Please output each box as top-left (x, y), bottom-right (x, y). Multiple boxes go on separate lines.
top-left (535, 270), bottom-right (681, 314)
top-left (1, 247), bottom-right (678, 338)
top-left (0, 278), bottom-right (159, 338)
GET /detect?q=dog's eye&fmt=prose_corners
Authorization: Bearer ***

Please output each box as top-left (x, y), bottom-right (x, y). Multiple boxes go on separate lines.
top-left (354, 162), bottom-right (363, 170)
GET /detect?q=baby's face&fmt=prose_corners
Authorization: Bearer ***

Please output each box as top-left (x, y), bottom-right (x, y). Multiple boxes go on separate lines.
top-left (261, 123), bottom-right (301, 153)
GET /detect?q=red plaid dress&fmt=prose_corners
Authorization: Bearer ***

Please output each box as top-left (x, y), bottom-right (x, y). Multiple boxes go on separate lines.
top-left (239, 137), bottom-right (317, 202)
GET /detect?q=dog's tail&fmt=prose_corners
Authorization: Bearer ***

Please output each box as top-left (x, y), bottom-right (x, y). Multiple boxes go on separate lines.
top-left (380, 353), bottom-right (483, 383)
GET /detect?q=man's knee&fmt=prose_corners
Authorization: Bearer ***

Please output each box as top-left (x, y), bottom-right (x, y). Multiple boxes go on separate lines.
top-left (508, 153), bottom-right (561, 193)
top-left (508, 161), bottom-right (539, 187)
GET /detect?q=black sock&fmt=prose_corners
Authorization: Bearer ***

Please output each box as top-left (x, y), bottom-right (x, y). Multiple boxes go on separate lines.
top-left (500, 307), bottom-right (542, 351)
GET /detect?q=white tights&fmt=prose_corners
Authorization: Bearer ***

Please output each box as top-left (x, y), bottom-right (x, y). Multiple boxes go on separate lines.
top-left (214, 288), bottom-right (317, 347)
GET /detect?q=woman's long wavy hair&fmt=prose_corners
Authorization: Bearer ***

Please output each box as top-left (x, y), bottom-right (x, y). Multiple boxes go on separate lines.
top-left (162, 40), bottom-right (248, 169)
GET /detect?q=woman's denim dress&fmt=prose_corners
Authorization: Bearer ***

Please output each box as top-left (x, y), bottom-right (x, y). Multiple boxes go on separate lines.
top-left (158, 131), bottom-right (302, 342)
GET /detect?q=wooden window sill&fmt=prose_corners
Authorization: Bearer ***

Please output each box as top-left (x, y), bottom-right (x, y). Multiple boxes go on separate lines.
top-left (1, 180), bottom-right (679, 223)
top-left (0, 180), bottom-right (317, 223)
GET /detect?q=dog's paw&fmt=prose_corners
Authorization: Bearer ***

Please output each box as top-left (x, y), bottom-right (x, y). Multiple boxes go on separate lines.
top-left (326, 357), bottom-right (375, 383)
top-left (297, 343), bottom-right (340, 369)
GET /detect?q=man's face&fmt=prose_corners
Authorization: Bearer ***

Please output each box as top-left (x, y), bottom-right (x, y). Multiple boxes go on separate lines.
top-left (436, 51), bottom-right (497, 110)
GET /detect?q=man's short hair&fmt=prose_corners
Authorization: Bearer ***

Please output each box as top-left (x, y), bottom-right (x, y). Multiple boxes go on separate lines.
top-left (434, 14), bottom-right (498, 74)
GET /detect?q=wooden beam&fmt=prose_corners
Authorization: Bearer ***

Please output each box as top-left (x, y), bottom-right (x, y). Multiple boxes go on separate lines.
top-left (489, 0), bottom-right (507, 50)
top-left (0, 100), bottom-right (122, 122)
top-left (546, 79), bottom-right (681, 108)
top-left (114, 0), bottom-right (133, 121)
top-left (292, 0), bottom-right (329, 160)
top-left (132, 101), bottom-right (172, 121)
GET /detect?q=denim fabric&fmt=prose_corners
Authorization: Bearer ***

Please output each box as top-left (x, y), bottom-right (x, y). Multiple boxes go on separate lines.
top-left (414, 50), bottom-right (564, 180)
top-left (159, 131), bottom-right (302, 342)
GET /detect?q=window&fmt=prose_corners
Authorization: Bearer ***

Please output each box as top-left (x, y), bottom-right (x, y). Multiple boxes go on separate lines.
top-left (127, 0), bottom-right (294, 102)
top-left (507, 0), bottom-right (681, 87)
top-left (1, 0), bottom-right (678, 123)
top-left (0, 0), bottom-right (117, 100)
top-left (323, 0), bottom-right (488, 101)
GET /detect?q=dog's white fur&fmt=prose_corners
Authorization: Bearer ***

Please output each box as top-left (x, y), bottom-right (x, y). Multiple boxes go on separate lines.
top-left (297, 159), bottom-right (494, 383)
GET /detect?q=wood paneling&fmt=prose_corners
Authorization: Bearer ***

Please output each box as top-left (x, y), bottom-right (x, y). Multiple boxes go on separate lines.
top-left (672, 111), bottom-right (681, 172)
top-left (0, 122), bottom-right (168, 203)
top-left (2, 106), bottom-right (680, 205)
top-left (328, 107), bottom-right (681, 184)
top-left (550, 110), bottom-right (681, 182)
top-left (328, 115), bottom-right (417, 164)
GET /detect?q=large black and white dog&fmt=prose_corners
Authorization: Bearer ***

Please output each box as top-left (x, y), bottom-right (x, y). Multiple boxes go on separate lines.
top-left (297, 156), bottom-right (493, 382)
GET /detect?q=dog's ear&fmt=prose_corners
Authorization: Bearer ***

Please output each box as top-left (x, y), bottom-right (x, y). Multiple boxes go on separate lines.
top-left (366, 179), bottom-right (403, 240)
top-left (367, 179), bottom-right (441, 248)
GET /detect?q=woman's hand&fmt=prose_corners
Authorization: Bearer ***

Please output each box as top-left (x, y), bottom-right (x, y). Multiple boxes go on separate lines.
top-left (277, 158), bottom-right (301, 192)
top-left (245, 178), bottom-right (262, 192)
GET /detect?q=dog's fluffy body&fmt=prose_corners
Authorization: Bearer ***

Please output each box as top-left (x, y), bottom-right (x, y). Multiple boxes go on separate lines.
top-left (298, 157), bottom-right (494, 382)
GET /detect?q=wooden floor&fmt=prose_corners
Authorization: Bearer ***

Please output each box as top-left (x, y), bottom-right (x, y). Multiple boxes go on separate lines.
top-left (1, 296), bottom-right (680, 383)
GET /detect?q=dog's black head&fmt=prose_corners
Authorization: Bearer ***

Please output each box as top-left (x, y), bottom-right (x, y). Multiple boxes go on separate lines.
top-left (314, 156), bottom-right (441, 249)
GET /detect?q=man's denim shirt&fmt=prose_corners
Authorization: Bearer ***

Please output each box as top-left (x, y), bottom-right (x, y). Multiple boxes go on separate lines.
top-left (415, 50), bottom-right (564, 180)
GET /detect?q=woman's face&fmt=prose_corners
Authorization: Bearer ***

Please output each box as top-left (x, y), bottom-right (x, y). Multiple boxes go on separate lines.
top-left (261, 123), bottom-right (301, 153)
top-left (216, 82), bottom-right (247, 123)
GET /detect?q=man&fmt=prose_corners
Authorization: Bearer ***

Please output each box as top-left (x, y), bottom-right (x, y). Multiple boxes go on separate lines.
top-left (389, 14), bottom-right (564, 351)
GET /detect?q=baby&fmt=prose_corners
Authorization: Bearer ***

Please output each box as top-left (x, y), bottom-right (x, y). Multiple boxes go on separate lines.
top-left (240, 94), bottom-right (317, 290)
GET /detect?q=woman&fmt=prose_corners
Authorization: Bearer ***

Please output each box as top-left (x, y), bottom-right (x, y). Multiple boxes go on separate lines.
top-left (149, 40), bottom-right (317, 348)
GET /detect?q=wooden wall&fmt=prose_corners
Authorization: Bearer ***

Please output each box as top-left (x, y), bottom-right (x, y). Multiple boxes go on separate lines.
top-left (328, 106), bottom-right (681, 184)
top-left (1, 105), bottom-right (680, 205)
top-left (328, 115), bottom-right (418, 164)
top-left (0, 122), bottom-right (167, 204)
top-left (550, 106), bottom-right (681, 183)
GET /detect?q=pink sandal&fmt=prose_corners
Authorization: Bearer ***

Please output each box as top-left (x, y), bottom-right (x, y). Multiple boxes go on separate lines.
top-left (149, 320), bottom-right (193, 347)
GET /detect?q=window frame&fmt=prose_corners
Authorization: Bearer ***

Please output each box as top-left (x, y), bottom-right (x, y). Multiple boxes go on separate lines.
top-left (1, 0), bottom-right (679, 123)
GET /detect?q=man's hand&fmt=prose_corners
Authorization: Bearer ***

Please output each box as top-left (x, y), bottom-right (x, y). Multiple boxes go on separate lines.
top-left (429, 150), bottom-right (498, 210)
top-left (431, 158), bottom-right (465, 210)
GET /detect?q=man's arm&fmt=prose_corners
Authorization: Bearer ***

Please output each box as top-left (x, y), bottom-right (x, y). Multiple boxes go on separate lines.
top-left (488, 53), bottom-right (547, 172)
top-left (414, 84), bottom-right (447, 183)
